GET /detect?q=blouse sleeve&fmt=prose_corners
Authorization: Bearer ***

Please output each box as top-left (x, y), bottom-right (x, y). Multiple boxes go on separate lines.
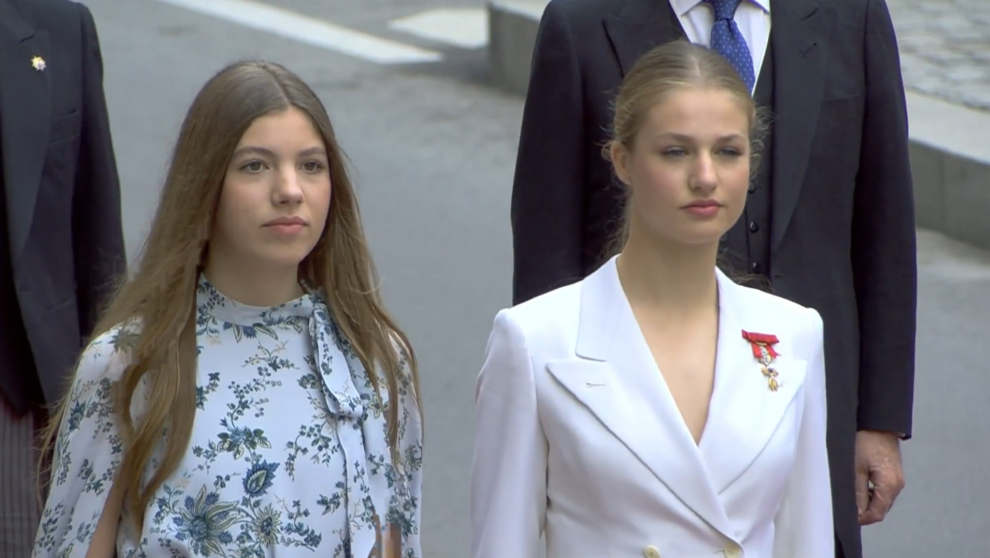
top-left (387, 337), bottom-right (424, 558)
top-left (32, 327), bottom-right (134, 558)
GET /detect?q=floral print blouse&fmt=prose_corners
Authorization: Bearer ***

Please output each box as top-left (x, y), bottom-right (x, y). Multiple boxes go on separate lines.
top-left (32, 278), bottom-right (423, 558)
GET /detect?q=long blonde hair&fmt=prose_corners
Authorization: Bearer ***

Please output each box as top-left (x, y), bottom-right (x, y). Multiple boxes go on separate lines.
top-left (38, 60), bottom-right (421, 534)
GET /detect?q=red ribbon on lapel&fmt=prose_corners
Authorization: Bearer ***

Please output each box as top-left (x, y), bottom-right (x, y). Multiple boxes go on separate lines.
top-left (741, 330), bottom-right (780, 359)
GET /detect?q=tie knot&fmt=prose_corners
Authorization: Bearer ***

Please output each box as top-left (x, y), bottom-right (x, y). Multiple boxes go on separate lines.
top-left (706, 0), bottom-right (743, 21)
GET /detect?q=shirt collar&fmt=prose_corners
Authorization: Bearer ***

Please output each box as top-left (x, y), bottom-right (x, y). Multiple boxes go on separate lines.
top-left (669, 0), bottom-right (771, 17)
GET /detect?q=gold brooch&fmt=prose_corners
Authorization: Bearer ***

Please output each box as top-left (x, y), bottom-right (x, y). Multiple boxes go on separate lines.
top-left (31, 56), bottom-right (46, 71)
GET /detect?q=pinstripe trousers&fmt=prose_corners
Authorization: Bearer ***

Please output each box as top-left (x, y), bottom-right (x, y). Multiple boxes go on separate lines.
top-left (0, 396), bottom-right (44, 558)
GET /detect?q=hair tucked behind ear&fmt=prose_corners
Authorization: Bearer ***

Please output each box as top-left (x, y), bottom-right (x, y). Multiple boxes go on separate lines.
top-left (37, 60), bottom-right (422, 535)
top-left (599, 40), bottom-right (771, 288)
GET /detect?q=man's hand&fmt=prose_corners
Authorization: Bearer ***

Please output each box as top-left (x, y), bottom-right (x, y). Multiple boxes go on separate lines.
top-left (855, 430), bottom-right (906, 525)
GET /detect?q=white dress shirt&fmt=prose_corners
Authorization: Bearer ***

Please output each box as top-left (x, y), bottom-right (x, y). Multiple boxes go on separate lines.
top-left (671, 0), bottom-right (771, 90)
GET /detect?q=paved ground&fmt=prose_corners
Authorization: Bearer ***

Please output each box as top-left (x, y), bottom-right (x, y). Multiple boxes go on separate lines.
top-left (80, 0), bottom-right (988, 556)
top-left (887, 0), bottom-right (990, 113)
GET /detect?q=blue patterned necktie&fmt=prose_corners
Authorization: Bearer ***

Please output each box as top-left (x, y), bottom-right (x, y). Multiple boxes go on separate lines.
top-left (706, 0), bottom-right (756, 92)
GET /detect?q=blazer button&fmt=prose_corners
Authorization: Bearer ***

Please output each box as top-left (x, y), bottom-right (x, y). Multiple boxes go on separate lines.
top-left (722, 543), bottom-right (742, 558)
top-left (643, 545), bottom-right (661, 558)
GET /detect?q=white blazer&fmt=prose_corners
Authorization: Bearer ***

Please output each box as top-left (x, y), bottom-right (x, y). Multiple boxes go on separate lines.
top-left (471, 256), bottom-right (833, 558)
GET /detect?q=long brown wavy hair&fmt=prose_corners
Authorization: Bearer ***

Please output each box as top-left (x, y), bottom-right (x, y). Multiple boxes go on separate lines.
top-left (37, 60), bottom-right (421, 534)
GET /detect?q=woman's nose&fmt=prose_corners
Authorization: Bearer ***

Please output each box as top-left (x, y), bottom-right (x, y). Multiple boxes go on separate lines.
top-left (274, 168), bottom-right (305, 204)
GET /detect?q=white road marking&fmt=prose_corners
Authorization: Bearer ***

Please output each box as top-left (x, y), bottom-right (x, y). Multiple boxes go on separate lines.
top-left (388, 8), bottom-right (489, 50)
top-left (155, 0), bottom-right (443, 64)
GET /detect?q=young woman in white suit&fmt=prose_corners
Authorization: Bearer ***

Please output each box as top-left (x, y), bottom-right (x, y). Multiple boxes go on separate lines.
top-left (472, 40), bottom-right (833, 558)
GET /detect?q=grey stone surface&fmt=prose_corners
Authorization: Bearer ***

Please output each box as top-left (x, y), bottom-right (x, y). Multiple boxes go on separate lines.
top-left (905, 93), bottom-right (990, 250)
top-left (888, 0), bottom-right (990, 112)
top-left (943, 154), bottom-right (990, 247)
top-left (909, 142), bottom-right (946, 231)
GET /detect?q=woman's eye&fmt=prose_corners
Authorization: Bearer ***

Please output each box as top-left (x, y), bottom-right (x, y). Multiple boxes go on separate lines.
top-left (662, 148), bottom-right (687, 157)
top-left (302, 161), bottom-right (325, 172)
top-left (243, 161), bottom-right (265, 172)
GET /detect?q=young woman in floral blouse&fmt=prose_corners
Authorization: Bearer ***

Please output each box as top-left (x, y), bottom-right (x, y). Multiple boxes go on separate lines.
top-left (31, 60), bottom-right (423, 558)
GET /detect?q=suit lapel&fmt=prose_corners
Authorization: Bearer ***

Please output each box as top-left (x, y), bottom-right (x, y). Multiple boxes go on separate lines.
top-left (769, 0), bottom-right (833, 251)
top-left (549, 257), bottom-right (736, 539)
top-left (0, 0), bottom-right (51, 262)
top-left (603, 0), bottom-right (686, 77)
top-left (699, 271), bottom-right (809, 495)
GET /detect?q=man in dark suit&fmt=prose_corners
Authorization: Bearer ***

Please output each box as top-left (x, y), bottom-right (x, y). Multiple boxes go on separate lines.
top-left (509, 0), bottom-right (916, 557)
top-left (0, 0), bottom-right (125, 553)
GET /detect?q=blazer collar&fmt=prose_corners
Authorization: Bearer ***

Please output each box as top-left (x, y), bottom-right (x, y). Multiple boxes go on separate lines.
top-left (0, 0), bottom-right (32, 40)
top-left (575, 256), bottom-right (741, 361)
top-left (0, 0), bottom-right (51, 263)
top-left (550, 257), bottom-right (807, 539)
top-left (604, 0), bottom-right (686, 78)
top-left (768, 0), bottom-right (831, 250)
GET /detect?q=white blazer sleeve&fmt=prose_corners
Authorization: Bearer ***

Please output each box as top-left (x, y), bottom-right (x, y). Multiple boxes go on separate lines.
top-left (471, 310), bottom-right (548, 558)
top-left (773, 308), bottom-right (835, 557)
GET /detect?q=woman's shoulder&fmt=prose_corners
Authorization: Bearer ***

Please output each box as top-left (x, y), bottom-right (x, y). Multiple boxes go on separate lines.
top-left (494, 281), bottom-right (583, 339)
top-left (729, 282), bottom-right (824, 347)
top-left (75, 319), bottom-right (143, 384)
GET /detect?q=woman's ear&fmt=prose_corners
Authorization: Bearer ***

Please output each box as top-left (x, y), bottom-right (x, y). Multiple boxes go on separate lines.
top-left (610, 141), bottom-right (631, 186)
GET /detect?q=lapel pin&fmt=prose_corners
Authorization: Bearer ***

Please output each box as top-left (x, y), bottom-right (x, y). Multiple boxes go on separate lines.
top-left (741, 331), bottom-right (781, 392)
top-left (31, 56), bottom-right (46, 71)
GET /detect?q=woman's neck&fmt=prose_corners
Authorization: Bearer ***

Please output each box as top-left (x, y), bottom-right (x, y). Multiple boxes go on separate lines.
top-left (617, 231), bottom-right (720, 317)
top-left (202, 255), bottom-right (304, 307)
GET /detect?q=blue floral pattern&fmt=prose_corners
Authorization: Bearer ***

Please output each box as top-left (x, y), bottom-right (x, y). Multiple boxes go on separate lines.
top-left (32, 277), bottom-right (423, 558)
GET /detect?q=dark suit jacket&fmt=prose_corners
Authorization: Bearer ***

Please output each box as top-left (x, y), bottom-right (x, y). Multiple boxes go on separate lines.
top-left (509, 0), bottom-right (917, 556)
top-left (0, 0), bottom-right (125, 408)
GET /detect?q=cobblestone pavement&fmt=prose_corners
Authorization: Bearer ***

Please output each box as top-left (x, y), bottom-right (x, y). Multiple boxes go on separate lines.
top-left (888, 0), bottom-right (990, 112)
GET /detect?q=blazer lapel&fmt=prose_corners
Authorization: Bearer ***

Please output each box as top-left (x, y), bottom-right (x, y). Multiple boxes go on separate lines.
top-left (0, 1), bottom-right (51, 262)
top-left (603, 0), bottom-right (686, 77)
top-left (768, 0), bottom-right (833, 251)
top-left (699, 271), bottom-right (809, 495)
top-left (548, 257), bottom-right (735, 539)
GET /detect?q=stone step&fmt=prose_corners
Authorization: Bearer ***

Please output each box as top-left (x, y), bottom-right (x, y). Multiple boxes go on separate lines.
top-left (487, 0), bottom-right (551, 96)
